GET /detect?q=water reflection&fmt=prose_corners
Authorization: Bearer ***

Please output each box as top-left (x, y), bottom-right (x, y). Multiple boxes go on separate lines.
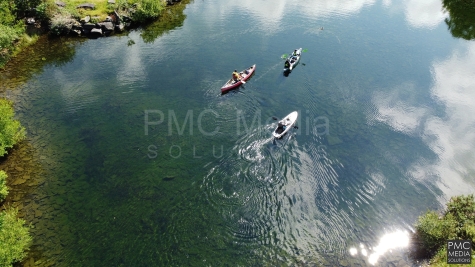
top-left (372, 42), bottom-right (475, 200)
top-left (5, 0), bottom-right (474, 265)
top-left (196, 0), bottom-right (449, 33)
top-left (0, 36), bottom-right (82, 91)
top-left (296, 0), bottom-right (376, 19)
top-left (443, 0), bottom-right (475, 40)
top-left (140, 0), bottom-right (191, 43)
top-left (193, 0), bottom-right (377, 35)
top-left (403, 0), bottom-right (447, 29)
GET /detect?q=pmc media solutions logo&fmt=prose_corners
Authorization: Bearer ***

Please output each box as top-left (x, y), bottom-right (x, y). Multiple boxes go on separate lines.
top-left (447, 240), bottom-right (472, 264)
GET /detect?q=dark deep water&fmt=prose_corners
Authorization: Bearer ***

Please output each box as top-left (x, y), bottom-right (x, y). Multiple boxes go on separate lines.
top-left (1, 0), bottom-right (475, 266)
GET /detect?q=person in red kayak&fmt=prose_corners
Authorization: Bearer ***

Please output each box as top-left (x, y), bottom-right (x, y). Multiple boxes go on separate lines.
top-left (232, 70), bottom-right (241, 82)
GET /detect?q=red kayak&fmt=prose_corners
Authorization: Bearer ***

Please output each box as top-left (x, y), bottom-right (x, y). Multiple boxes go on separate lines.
top-left (221, 64), bottom-right (256, 93)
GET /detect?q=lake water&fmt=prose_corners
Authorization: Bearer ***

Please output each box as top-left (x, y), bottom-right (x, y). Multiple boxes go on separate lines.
top-left (1, 0), bottom-right (475, 266)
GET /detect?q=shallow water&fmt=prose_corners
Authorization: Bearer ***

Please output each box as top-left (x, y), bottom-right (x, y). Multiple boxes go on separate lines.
top-left (1, 0), bottom-right (475, 266)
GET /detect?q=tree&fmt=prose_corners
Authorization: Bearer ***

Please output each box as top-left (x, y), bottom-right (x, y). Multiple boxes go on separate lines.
top-left (0, 98), bottom-right (25, 156)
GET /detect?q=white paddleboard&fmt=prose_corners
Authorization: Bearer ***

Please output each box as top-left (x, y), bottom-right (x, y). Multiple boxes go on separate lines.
top-left (272, 111), bottom-right (298, 139)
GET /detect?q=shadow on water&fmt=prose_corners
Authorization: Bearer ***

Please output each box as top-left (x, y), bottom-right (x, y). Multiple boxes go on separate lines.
top-left (0, 36), bottom-right (83, 92)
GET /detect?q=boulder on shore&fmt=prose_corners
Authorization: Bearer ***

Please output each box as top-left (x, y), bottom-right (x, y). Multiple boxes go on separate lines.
top-left (55, 1), bottom-right (66, 7)
top-left (99, 21), bottom-right (114, 31)
top-left (76, 3), bottom-right (95, 9)
top-left (90, 27), bottom-right (102, 36)
top-left (80, 15), bottom-right (90, 23)
top-left (115, 23), bottom-right (124, 32)
top-left (82, 23), bottom-right (96, 30)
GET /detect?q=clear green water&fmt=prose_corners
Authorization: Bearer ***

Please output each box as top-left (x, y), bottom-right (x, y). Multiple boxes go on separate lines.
top-left (1, 0), bottom-right (475, 266)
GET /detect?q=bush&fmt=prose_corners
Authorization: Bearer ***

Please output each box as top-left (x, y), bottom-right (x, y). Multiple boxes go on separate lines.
top-left (132, 0), bottom-right (164, 23)
top-left (446, 195), bottom-right (475, 222)
top-left (0, 24), bottom-right (22, 52)
top-left (415, 210), bottom-right (458, 252)
top-left (0, 0), bottom-right (26, 67)
top-left (50, 11), bottom-right (77, 35)
top-left (0, 171), bottom-right (7, 202)
top-left (13, 0), bottom-right (42, 17)
top-left (415, 194), bottom-right (475, 263)
top-left (35, 0), bottom-right (57, 22)
top-left (0, 208), bottom-right (32, 267)
top-left (0, 98), bottom-right (26, 156)
top-left (0, 0), bottom-right (17, 26)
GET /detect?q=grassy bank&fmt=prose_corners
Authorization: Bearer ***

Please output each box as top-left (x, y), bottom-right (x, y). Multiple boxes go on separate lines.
top-left (0, 98), bottom-right (32, 267)
top-left (0, 0), bottom-right (169, 68)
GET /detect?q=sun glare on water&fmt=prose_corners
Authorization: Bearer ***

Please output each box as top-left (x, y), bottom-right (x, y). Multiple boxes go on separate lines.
top-left (348, 230), bottom-right (410, 265)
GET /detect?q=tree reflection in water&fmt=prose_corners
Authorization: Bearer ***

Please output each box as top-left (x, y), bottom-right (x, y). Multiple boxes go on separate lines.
top-left (443, 0), bottom-right (475, 40)
top-left (140, 0), bottom-right (191, 43)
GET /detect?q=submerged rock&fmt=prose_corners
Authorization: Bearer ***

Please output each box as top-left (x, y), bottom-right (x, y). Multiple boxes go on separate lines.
top-left (163, 176), bottom-right (175, 181)
top-left (338, 259), bottom-right (349, 266)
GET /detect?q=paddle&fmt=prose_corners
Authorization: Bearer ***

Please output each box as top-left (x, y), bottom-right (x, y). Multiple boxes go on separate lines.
top-left (239, 70), bottom-right (248, 84)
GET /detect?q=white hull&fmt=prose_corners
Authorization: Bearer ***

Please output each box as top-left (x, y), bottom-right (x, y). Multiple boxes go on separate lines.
top-left (284, 48), bottom-right (302, 71)
top-left (273, 111), bottom-right (298, 139)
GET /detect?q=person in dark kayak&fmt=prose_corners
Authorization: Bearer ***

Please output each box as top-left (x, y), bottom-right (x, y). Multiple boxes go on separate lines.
top-left (232, 69), bottom-right (241, 82)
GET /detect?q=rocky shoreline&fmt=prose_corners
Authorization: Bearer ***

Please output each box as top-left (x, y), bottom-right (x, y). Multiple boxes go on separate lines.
top-left (24, 0), bottom-right (183, 38)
